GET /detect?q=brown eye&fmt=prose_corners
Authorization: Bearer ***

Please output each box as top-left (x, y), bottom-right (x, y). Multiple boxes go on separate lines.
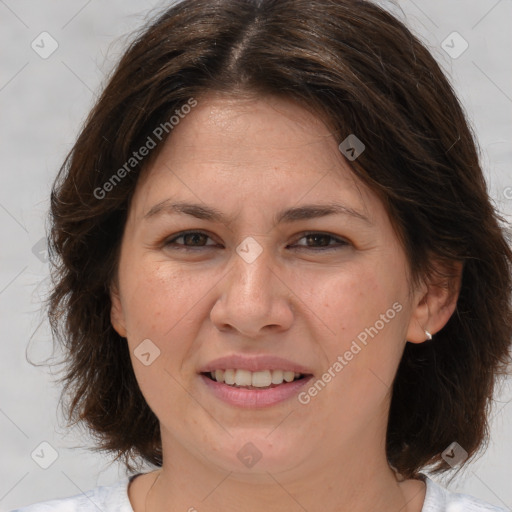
top-left (165, 231), bottom-right (218, 249)
top-left (292, 232), bottom-right (349, 251)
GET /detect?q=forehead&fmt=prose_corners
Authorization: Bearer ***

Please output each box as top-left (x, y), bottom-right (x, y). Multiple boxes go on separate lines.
top-left (130, 92), bottom-right (378, 223)
top-left (154, 93), bottom-right (340, 169)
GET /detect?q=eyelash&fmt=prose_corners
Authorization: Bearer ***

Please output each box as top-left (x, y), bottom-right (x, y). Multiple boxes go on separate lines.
top-left (163, 230), bottom-right (349, 252)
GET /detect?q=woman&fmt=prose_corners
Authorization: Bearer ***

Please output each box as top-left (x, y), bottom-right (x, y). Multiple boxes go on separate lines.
top-left (12, 0), bottom-right (512, 510)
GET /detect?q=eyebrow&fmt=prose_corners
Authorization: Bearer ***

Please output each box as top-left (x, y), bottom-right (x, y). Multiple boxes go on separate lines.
top-left (143, 199), bottom-right (372, 225)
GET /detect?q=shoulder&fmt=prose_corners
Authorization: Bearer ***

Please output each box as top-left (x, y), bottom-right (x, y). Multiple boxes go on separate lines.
top-left (422, 474), bottom-right (509, 512)
top-left (10, 477), bottom-right (134, 512)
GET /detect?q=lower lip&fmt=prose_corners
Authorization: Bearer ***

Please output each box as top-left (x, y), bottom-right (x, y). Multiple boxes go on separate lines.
top-left (199, 374), bottom-right (314, 408)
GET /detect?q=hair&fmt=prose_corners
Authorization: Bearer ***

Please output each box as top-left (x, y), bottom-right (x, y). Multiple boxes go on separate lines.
top-left (46, 0), bottom-right (512, 478)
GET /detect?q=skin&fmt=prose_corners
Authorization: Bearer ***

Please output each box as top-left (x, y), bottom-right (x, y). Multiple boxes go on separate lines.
top-left (110, 92), bottom-right (460, 512)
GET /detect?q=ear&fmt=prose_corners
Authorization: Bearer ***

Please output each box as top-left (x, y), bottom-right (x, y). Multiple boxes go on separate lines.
top-left (110, 279), bottom-right (127, 338)
top-left (406, 261), bottom-right (463, 343)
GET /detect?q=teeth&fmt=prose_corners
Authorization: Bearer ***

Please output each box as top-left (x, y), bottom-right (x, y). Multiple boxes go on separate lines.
top-left (223, 369), bottom-right (235, 385)
top-left (251, 370), bottom-right (272, 387)
top-left (208, 369), bottom-right (303, 387)
top-left (235, 369), bottom-right (253, 387)
top-left (271, 370), bottom-right (284, 384)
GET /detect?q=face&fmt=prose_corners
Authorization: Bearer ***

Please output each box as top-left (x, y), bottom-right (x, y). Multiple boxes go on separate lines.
top-left (110, 93), bottom-right (432, 480)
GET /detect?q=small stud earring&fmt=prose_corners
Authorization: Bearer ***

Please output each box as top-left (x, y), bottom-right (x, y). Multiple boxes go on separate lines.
top-left (425, 330), bottom-right (432, 340)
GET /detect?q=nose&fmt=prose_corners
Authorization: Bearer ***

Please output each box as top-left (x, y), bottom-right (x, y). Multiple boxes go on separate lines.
top-left (209, 240), bottom-right (294, 338)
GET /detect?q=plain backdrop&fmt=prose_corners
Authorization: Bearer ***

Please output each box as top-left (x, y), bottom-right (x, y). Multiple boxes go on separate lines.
top-left (1, 0), bottom-right (511, 510)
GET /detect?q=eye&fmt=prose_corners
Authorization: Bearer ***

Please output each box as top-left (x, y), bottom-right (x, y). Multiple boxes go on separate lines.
top-left (163, 230), bottom-right (349, 252)
top-left (290, 232), bottom-right (349, 251)
top-left (164, 230), bottom-right (219, 250)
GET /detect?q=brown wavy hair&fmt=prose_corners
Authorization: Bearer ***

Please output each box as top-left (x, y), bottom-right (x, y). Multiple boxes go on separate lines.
top-left (46, 0), bottom-right (512, 478)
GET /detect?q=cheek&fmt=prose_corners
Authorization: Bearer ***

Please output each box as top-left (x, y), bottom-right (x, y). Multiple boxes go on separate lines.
top-left (120, 263), bottom-right (210, 402)
top-left (313, 266), bottom-right (395, 335)
top-left (312, 261), bottom-right (409, 376)
top-left (120, 261), bottom-right (211, 340)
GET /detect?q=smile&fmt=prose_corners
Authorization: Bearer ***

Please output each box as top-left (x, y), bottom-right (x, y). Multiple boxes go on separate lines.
top-left (200, 371), bottom-right (313, 408)
top-left (205, 369), bottom-right (305, 388)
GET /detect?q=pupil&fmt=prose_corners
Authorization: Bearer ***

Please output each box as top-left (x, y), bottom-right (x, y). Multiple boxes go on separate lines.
top-left (185, 233), bottom-right (205, 245)
top-left (308, 234), bottom-right (329, 246)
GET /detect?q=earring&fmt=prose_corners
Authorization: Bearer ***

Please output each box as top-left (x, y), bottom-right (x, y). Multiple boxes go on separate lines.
top-left (425, 330), bottom-right (432, 340)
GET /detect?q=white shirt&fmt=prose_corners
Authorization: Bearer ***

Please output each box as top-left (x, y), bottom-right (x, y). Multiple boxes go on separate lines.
top-left (10, 473), bottom-right (509, 511)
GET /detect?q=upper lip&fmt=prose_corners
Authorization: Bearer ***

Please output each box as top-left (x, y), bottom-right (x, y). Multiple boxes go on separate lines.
top-left (199, 355), bottom-right (314, 374)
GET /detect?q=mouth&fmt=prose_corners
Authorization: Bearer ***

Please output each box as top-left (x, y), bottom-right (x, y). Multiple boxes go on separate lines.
top-left (201, 369), bottom-right (309, 390)
top-left (199, 369), bottom-right (314, 408)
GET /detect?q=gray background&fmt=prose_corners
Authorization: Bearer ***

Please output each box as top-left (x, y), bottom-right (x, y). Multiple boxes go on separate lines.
top-left (1, 0), bottom-right (511, 510)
